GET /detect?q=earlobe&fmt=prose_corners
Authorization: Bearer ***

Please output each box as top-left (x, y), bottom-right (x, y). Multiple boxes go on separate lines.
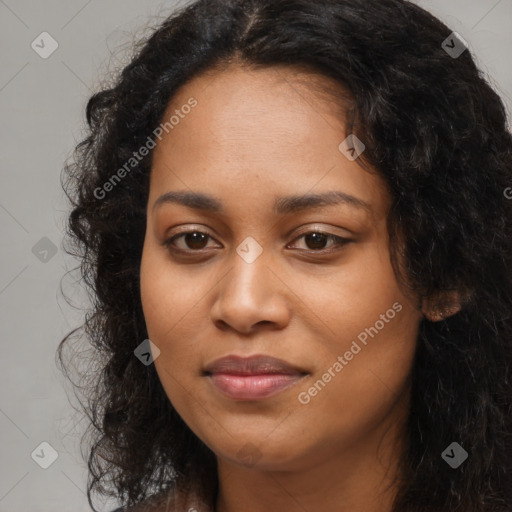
top-left (421, 290), bottom-right (462, 322)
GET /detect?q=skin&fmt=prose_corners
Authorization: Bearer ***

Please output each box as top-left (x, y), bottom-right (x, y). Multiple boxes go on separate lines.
top-left (139, 63), bottom-right (456, 512)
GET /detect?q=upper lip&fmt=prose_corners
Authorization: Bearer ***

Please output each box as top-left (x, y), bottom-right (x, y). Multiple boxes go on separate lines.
top-left (203, 354), bottom-right (307, 376)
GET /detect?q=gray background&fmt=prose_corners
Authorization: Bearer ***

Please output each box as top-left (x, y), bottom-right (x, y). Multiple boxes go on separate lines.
top-left (0, 1), bottom-right (511, 511)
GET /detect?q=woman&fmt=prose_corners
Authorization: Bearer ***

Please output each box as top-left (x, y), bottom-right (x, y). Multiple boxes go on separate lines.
top-left (59, 0), bottom-right (512, 511)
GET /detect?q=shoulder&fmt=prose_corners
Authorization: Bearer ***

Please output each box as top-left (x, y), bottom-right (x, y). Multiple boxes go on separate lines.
top-left (109, 484), bottom-right (215, 512)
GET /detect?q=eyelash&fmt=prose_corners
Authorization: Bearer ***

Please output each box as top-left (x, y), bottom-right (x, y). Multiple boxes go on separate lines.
top-left (162, 229), bottom-right (351, 255)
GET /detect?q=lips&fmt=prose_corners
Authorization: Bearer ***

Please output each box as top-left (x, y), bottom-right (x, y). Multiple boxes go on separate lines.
top-left (203, 354), bottom-right (306, 376)
top-left (203, 354), bottom-right (308, 400)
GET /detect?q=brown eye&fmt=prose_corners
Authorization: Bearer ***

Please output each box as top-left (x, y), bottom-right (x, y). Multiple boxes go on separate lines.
top-left (304, 232), bottom-right (329, 250)
top-left (183, 231), bottom-right (209, 249)
top-left (164, 231), bottom-right (215, 251)
top-left (288, 231), bottom-right (351, 253)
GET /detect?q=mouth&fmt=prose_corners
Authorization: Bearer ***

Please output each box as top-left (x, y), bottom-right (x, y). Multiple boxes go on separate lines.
top-left (203, 354), bottom-right (308, 401)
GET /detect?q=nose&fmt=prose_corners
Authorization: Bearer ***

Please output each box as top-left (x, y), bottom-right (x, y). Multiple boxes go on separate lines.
top-left (210, 251), bottom-right (291, 335)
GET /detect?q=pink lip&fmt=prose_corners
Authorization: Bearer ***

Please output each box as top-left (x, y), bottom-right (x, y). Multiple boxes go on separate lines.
top-left (208, 373), bottom-right (305, 400)
top-left (204, 354), bottom-right (308, 400)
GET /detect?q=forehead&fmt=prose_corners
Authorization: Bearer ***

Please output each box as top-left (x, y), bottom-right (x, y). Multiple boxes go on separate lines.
top-left (149, 64), bottom-right (390, 220)
top-left (155, 63), bottom-right (351, 156)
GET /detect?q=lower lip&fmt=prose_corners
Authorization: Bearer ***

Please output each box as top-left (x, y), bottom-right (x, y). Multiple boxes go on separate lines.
top-left (208, 373), bottom-right (305, 400)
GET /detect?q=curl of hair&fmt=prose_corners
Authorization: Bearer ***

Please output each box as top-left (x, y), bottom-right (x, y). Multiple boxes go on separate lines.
top-left (58, 0), bottom-right (512, 510)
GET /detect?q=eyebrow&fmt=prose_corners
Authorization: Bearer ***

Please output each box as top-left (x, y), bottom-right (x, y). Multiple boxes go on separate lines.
top-left (152, 190), bottom-right (372, 215)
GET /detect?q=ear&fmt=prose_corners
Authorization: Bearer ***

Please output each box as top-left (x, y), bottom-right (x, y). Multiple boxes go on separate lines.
top-left (421, 290), bottom-right (462, 322)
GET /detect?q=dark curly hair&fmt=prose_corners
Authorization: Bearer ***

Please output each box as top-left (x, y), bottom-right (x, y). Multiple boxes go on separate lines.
top-left (58, 0), bottom-right (512, 511)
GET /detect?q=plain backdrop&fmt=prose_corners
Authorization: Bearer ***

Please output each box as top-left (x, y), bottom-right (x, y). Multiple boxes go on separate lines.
top-left (1, 1), bottom-right (511, 511)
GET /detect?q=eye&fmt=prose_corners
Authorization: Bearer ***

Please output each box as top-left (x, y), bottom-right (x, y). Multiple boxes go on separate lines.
top-left (163, 230), bottom-right (219, 252)
top-left (287, 231), bottom-right (351, 252)
top-left (163, 228), bottom-right (351, 255)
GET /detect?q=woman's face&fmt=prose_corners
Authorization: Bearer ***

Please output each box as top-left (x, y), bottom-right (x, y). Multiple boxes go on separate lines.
top-left (140, 64), bottom-right (424, 473)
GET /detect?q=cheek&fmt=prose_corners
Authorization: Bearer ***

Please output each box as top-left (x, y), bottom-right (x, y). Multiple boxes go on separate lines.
top-left (140, 245), bottom-right (205, 337)
top-left (294, 245), bottom-right (419, 427)
top-left (140, 253), bottom-right (190, 405)
top-left (140, 256), bottom-right (199, 419)
top-left (301, 241), bottom-right (407, 338)
top-left (139, 246), bottom-right (211, 382)
top-left (295, 308), bottom-right (418, 452)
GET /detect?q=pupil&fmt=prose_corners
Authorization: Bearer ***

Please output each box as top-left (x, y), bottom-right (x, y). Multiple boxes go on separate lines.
top-left (306, 232), bottom-right (327, 249)
top-left (186, 232), bottom-right (207, 249)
